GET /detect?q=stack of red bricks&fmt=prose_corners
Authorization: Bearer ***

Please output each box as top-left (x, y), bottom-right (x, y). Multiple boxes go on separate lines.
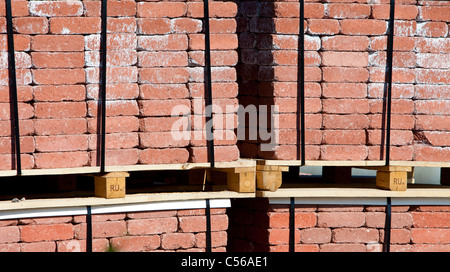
top-left (0, 207), bottom-right (228, 252)
top-left (237, 0), bottom-right (449, 161)
top-left (228, 198), bottom-right (450, 252)
top-left (0, 0), bottom-right (240, 171)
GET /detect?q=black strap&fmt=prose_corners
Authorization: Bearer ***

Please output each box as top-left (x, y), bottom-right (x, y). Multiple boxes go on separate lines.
top-left (86, 206), bottom-right (93, 252)
top-left (289, 197), bottom-right (295, 252)
top-left (5, 0), bottom-right (21, 175)
top-left (203, 0), bottom-right (215, 168)
top-left (385, 0), bottom-right (395, 166)
top-left (297, 0), bottom-right (305, 165)
top-left (205, 199), bottom-right (212, 252)
top-left (99, 0), bottom-right (108, 173)
top-left (383, 197), bottom-right (392, 252)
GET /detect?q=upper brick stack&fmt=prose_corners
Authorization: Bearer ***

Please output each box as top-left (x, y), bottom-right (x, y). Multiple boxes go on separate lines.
top-left (237, 0), bottom-right (449, 162)
top-left (0, 0), bottom-right (240, 171)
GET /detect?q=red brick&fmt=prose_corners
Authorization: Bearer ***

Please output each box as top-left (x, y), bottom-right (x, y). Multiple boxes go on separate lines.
top-left (34, 102), bottom-right (86, 119)
top-left (368, 83), bottom-right (414, 99)
top-left (0, 119), bottom-right (34, 137)
top-left (88, 133), bottom-right (138, 150)
top-left (322, 35), bottom-right (369, 51)
top-left (139, 148), bottom-right (189, 164)
top-left (195, 231), bottom-right (228, 248)
top-left (56, 239), bottom-right (109, 252)
top-left (0, 154), bottom-right (34, 170)
top-left (321, 145), bottom-right (368, 160)
top-left (370, 99), bottom-right (414, 114)
top-left (137, 2), bottom-right (186, 18)
top-left (415, 115), bottom-right (450, 131)
top-left (417, 53), bottom-right (450, 69)
top-left (369, 114), bottom-right (414, 130)
top-left (137, 18), bottom-right (171, 34)
top-left (415, 37), bottom-right (450, 53)
top-left (31, 35), bottom-right (84, 52)
top-left (422, 132), bottom-right (450, 147)
top-left (370, 36), bottom-right (416, 52)
top-left (139, 68), bottom-right (189, 84)
top-left (411, 229), bottom-right (450, 244)
top-left (20, 224), bottom-right (73, 242)
top-left (32, 68), bottom-right (85, 85)
top-left (110, 236), bottom-right (160, 252)
top-left (369, 51), bottom-right (416, 68)
top-left (341, 19), bottom-right (387, 35)
top-left (322, 130), bottom-right (366, 145)
top-left (321, 51), bottom-right (368, 67)
top-left (34, 118), bottom-right (86, 136)
top-left (35, 135), bottom-right (88, 152)
top-left (415, 100), bottom-right (450, 115)
top-left (307, 19), bottom-right (340, 35)
top-left (88, 116), bottom-right (139, 134)
top-left (0, 226), bottom-right (20, 244)
top-left (188, 34), bottom-right (238, 50)
top-left (412, 212), bottom-right (450, 228)
top-left (0, 34), bottom-right (31, 51)
top-left (85, 50), bottom-right (137, 67)
top-left (416, 69), bottom-right (450, 84)
top-left (189, 67), bottom-right (237, 83)
top-left (189, 50), bottom-right (238, 66)
top-left (20, 242), bottom-right (56, 252)
top-left (127, 210), bottom-right (177, 219)
top-left (161, 233), bottom-right (195, 250)
top-left (34, 151), bottom-right (89, 169)
top-left (323, 99), bottom-right (369, 114)
top-left (138, 34), bottom-right (188, 51)
top-left (0, 102), bottom-right (34, 120)
top-left (372, 4), bottom-right (418, 20)
top-left (368, 130), bottom-right (413, 146)
top-left (87, 83), bottom-right (139, 100)
top-left (419, 6), bottom-right (450, 22)
top-left (171, 18), bottom-right (202, 34)
top-left (29, 1), bottom-right (83, 17)
top-left (369, 67), bottom-right (415, 83)
top-left (416, 22), bottom-right (448, 37)
top-left (50, 17), bottom-right (100, 34)
top-left (300, 228), bottom-right (331, 244)
top-left (0, 85), bottom-right (32, 103)
top-left (0, 136), bottom-right (34, 154)
top-left (332, 228), bottom-right (379, 243)
top-left (107, 17), bottom-right (136, 33)
top-left (327, 3), bottom-right (371, 19)
top-left (138, 51), bottom-right (188, 67)
top-left (127, 217), bottom-right (178, 236)
top-left (13, 17), bottom-right (48, 34)
top-left (0, 0), bottom-right (29, 17)
top-left (87, 100), bottom-right (139, 117)
top-left (139, 84), bottom-right (188, 100)
top-left (34, 85), bottom-right (85, 102)
top-left (140, 132), bottom-right (189, 148)
top-left (85, 33), bottom-right (137, 50)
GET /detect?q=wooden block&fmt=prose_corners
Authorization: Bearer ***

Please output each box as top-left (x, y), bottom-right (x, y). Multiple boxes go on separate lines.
top-left (227, 171), bottom-right (255, 193)
top-left (257, 170), bottom-right (282, 192)
top-left (376, 171), bottom-right (407, 191)
top-left (94, 172), bottom-right (129, 199)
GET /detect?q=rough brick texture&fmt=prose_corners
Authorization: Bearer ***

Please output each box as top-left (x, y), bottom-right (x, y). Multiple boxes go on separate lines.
top-left (237, 0), bottom-right (450, 162)
top-left (0, 207), bottom-right (227, 252)
top-left (228, 199), bottom-right (450, 252)
top-left (0, 0), bottom-right (239, 171)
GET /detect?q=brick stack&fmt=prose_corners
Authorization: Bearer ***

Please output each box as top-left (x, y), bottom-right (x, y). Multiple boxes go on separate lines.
top-left (228, 198), bottom-right (450, 252)
top-left (237, 0), bottom-right (450, 162)
top-left (0, 0), bottom-right (240, 171)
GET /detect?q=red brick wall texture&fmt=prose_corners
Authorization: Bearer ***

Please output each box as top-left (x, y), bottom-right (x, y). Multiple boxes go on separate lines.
top-left (0, 0), bottom-right (449, 171)
top-left (0, 208), bottom-right (228, 252)
top-left (228, 199), bottom-right (450, 252)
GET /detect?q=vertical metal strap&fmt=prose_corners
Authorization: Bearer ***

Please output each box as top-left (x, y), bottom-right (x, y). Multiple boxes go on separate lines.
top-left (5, 0), bottom-right (21, 175)
top-left (383, 197), bottom-right (392, 252)
top-left (99, 0), bottom-right (108, 173)
top-left (289, 197), bottom-right (295, 252)
top-left (86, 206), bottom-right (93, 252)
top-left (297, 0), bottom-right (305, 165)
top-left (385, 0), bottom-right (395, 166)
top-left (205, 199), bottom-right (212, 252)
top-left (203, 0), bottom-right (215, 168)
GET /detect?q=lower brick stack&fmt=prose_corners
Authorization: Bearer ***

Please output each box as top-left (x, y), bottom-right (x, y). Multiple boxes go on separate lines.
top-left (0, 207), bottom-right (228, 252)
top-left (228, 198), bottom-right (450, 252)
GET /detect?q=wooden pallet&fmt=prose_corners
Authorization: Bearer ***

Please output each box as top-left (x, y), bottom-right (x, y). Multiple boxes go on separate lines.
top-left (257, 160), bottom-right (449, 192)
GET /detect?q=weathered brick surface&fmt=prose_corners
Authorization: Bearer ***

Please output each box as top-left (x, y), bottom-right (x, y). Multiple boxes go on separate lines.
top-left (228, 199), bottom-right (450, 252)
top-left (237, 0), bottom-right (450, 162)
top-left (0, 0), bottom-right (239, 170)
